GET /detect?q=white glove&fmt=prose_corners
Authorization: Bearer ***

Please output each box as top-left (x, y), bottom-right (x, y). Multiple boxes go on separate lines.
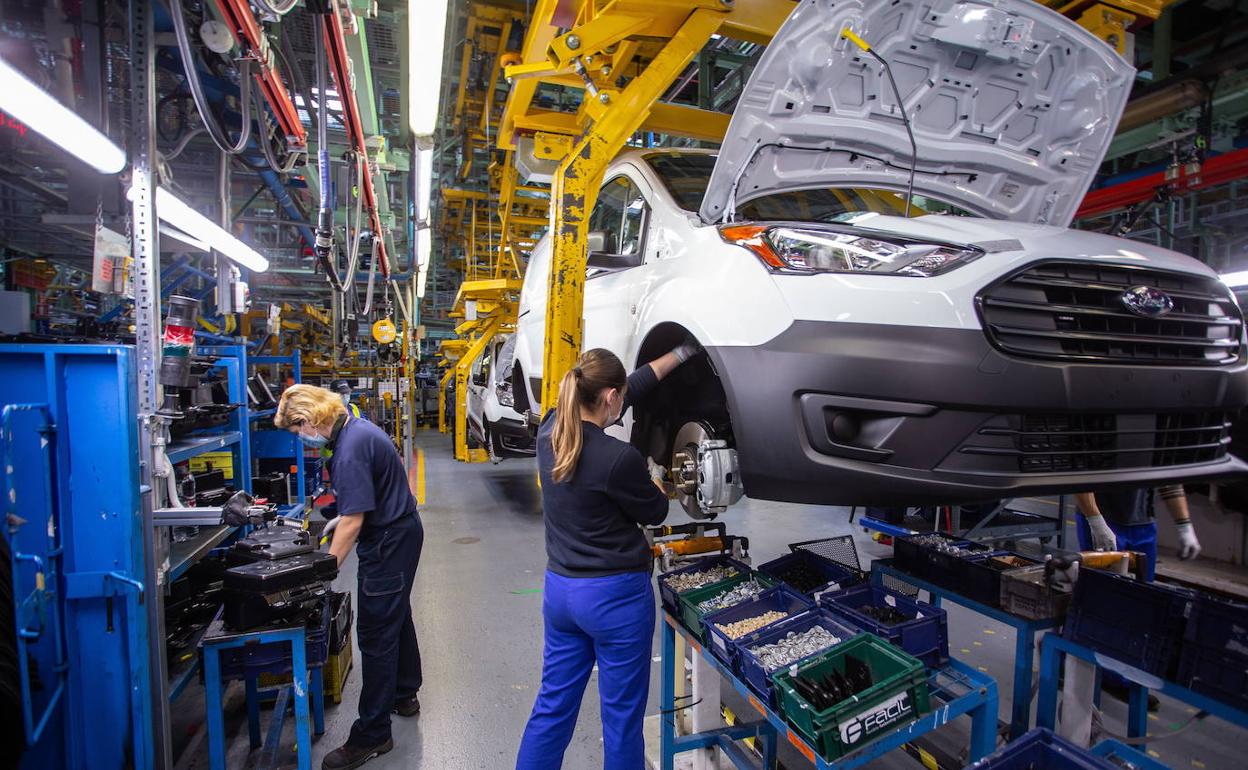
top-left (671, 337), bottom-right (702, 364)
top-left (1085, 514), bottom-right (1117, 551)
top-left (1176, 521), bottom-right (1202, 560)
top-left (647, 458), bottom-right (667, 484)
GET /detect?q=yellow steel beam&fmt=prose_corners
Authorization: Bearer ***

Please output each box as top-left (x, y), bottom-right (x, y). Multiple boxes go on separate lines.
top-left (498, 0), bottom-right (563, 150)
top-left (453, 317), bottom-right (502, 462)
top-left (539, 6), bottom-right (727, 412)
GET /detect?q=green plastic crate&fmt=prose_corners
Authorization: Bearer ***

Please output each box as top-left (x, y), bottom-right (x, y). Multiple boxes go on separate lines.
top-left (772, 633), bottom-right (930, 761)
top-left (677, 573), bottom-right (774, 641)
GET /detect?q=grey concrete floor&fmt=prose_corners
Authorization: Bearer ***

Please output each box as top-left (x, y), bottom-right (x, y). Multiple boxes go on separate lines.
top-left (193, 429), bottom-right (1248, 769)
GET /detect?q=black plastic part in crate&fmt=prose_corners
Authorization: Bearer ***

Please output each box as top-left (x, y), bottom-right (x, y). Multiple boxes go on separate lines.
top-left (1178, 593), bottom-right (1248, 711)
top-left (757, 550), bottom-right (866, 599)
top-left (701, 587), bottom-right (813, 671)
top-left (1064, 568), bottom-right (1194, 678)
top-left (657, 555), bottom-right (751, 614)
top-left (820, 584), bottom-right (949, 668)
top-left (213, 592), bottom-right (337, 679)
top-left (892, 533), bottom-right (990, 583)
top-left (971, 727), bottom-right (1115, 770)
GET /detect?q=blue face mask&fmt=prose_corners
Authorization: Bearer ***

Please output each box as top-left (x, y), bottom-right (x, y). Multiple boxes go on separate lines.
top-left (299, 430), bottom-right (329, 448)
top-left (340, 394), bottom-right (350, 406)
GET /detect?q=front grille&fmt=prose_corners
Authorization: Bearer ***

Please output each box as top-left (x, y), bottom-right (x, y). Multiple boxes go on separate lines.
top-left (959, 411), bottom-right (1232, 473)
top-left (978, 262), bottom-right (1243, 365)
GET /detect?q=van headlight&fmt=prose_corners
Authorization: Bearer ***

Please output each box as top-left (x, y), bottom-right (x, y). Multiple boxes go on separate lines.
top-left (496, 381), bottom-right (514, 408)
top-left (720, 224), bottom-right (982, 277)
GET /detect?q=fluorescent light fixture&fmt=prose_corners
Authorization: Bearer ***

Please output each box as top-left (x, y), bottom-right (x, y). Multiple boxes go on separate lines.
top-left (130, 185), bottom-right (270, 272)
top-left (416, 226), bottom-right (431, 299)
top-left (0, 57), bottom-right (125, 174)
top-left (1221, 271), bottom-right (1248, 288)
top-left (409, 0), bottom-right (449, 144)
top-left (158, 223), bottom-right (210, 252)
top-left (417, 148), bottom-right (434, 223)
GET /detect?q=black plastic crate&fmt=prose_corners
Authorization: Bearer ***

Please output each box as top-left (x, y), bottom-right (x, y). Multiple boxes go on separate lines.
top-left (657, 555), bottom-right (751, 614)
top-left (959, 552), bottom-right (1041, 608)
top-left (971, 728), bottom-right (1115, 770)
top-left (1177, 593), bottom-right (1248, 711)
top-left (1000, 564), bottom-right (1072, 620)
top-left (212, 594), bottom-right (334, 679)
top-left (1063, 568), bottom-right (1194, 678)
top-left (757, 550), bottom-right (866, 600)
top-left (820, 584), bottom-right (948, 668)
top-left (893, 533), bottom-right (990, 584)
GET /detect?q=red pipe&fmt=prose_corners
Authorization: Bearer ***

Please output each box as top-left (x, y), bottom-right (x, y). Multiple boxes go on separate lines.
top-left (322, 3), bottom-right (391, 277)
top-left (213, 0), bottom-right (307, 149)
top-left (1077, 147), bottom-right (1248, 219)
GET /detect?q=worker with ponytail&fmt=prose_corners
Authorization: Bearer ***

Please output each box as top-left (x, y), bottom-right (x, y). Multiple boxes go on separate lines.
top-left (516, 340), bottom-right (702, 770)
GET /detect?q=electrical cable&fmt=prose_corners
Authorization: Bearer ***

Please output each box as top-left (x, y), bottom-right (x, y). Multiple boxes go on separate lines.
top-left (276, 25), bottom-right (318, 133)
top-left (166, 127), bottom-right (206, 161)
top-left (313, 13), bottom-right (337, 275)
top-left (169, 0), bottom-right (253, 155)
top-left (251, 82), bottom-right (300, 173)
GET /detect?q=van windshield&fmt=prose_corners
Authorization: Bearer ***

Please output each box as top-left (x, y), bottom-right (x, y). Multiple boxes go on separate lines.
top-left (646, 152), bottom-right (975, 221)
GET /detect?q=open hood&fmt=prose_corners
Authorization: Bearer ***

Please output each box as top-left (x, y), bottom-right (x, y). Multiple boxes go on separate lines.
top-left (699, 0), bottom-right (1134, 228)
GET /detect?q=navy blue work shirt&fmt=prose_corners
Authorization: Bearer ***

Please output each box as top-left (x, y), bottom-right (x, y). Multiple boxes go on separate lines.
top-left (537, 365), bottom-right (670, 578)
top-left (1093, 488), bottom-right (1155, 528)
top-left (329, 415), bottom-right (418, 533)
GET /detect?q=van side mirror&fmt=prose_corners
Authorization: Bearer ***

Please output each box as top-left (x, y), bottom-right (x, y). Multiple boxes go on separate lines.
top-left (586, 230), bottom-right (643, 271)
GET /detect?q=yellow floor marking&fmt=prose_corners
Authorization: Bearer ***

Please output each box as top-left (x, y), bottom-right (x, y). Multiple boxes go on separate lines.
top-left (1192, 760), bottom-right (1207, 768)
top-left (977, 666), bottom-right (989, 672)
top-left (983, 629), bottom-right (996, 635)
top-left (1148, 750), bottom-right (1161, 759)
top-left (973, 641), bottom-right (984, 647)
top-left (1148, 713), bottom-right (1159, 722)
top-left (416, 448), bottom-right (426, 505)
top-left (960, 648), bottom-right (971, 654)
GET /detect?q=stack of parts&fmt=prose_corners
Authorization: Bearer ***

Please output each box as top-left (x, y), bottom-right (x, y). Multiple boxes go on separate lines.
top-left (666, 565), bottom-right (739, 594)
top-left (223, 526), bottom-right (338, 630)
top-left (698, 579), bottom-right (767, 614)
top-left (716, 610), bottom-right (789, 640)
top-left (790, 654), bottom-right (874, 710)
top-left (749, 626), bottom-right (844, 672)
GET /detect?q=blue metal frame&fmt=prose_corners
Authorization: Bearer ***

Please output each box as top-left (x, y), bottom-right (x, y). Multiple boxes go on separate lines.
top-left (1090, 739), bottom-right (1172, 770)
top-left (1, 344), bottom-right (153, 770)
top-left (871, 561), bottom-right (1060, 740)
top-left (249, 350), bottom-right (307, 518)
top-left (201, 619), bottom-right (323, 770)
top-left (1036, 632), bottom-right (1248, 749)
top-left (658, 612), bottom-right (998, 769)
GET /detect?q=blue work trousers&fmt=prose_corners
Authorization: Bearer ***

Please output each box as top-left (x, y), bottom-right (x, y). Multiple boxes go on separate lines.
top-left (1076, 517), bottom-right (1158, 581)
top-left (349, 514), bottom-right (424, 747)
top-left (516, 569), bottom-right (655, 770)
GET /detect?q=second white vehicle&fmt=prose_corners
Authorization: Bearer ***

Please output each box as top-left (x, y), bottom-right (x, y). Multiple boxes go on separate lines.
top-left (467, 333), bottom-right (535, 461)
top-left (512, 0), bottom-right (1248, 516)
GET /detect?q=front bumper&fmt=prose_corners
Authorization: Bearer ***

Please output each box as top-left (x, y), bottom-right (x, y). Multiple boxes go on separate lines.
top-left (707, 321), bottom-right (1248, 506)
top-left (488, 416), bottom-right (536, 458)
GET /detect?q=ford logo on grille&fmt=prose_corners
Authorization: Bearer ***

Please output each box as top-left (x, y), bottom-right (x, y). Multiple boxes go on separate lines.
top-left (1121, 285), bottom-right (1174, 317)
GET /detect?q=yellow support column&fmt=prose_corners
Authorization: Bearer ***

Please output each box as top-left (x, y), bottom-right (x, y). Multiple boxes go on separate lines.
top-left (453, 318), bottom-right (502, 462)
top-left (538, 8), bottom-right (726, 412)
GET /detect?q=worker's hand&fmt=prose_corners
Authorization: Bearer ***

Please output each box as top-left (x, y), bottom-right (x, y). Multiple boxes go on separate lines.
top-left (1085, 514), bottom-right (1117, 551)
top-left (671, 336), bottom-right (702, 364)
top-left (647, 457), bottom-right (667, 484)
top-left (320, 515), bottom-right (341, 548)
top-left (1176, 521), bottom-right (1202, 560)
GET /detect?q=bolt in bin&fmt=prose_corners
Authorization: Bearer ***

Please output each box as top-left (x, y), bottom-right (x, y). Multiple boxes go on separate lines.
top-left (968, 727), bottom-right (1115, 770)
top-left (1063, 567), bottom-right (1194, 678)
top-left (701, 587), bottom-right (813, 672)
top-left (657, 555), bottom-right (752, 615)
top-left (757, 550), bottom-right (866, 600)
top-left (1177, 593), bottom-right (1248, 711)
top-left (737, 609), bottom-right (861, 707)
top-left (820, 584), bottom-right (948, 668)
top-left (773, 633), bottom-right (930, 761)
top-left (677, 572), bottom-right (773, 641)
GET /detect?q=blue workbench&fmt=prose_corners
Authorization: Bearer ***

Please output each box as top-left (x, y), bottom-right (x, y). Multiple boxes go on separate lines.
top-left (870, 560), bottom-right (1060, 740)
top-left (658, 611), bottom-right (999, 769)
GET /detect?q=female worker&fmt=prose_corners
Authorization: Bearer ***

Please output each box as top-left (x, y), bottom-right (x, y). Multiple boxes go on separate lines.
top-left (274, 384), bottom-right (423, 770)
top-left (516, 341), bottom-right (699, 770)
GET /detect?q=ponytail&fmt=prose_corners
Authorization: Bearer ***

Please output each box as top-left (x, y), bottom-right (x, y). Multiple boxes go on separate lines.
top-left (551, 368), bottom-right (584, 483)
top-left (549, 349), bottom-right (627, 483)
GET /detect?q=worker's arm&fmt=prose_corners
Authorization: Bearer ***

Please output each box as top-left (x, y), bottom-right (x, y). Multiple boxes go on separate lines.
top-left (626, 339), bottom-right (703, 411)
top-left (1074, 492), bottom-right (1118, 551)
top-left (611, 447), bottom-right (670, 526)
top-left (328, 512), bottom-right (364, 567)
top-left (1158, 484), bottom-right (1201, 560)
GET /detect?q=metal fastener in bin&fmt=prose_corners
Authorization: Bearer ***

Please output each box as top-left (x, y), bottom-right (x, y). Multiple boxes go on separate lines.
top-left (701, 587), bottom-right (813, 671)
top-left (657, 555), bottom-right (751, 614)
top-left (821, 584), bottom-right (949, 668)
top-left (736, 609), bottom-right (860, 707)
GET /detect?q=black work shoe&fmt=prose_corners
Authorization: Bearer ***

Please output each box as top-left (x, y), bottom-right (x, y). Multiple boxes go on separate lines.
top-left (394, 693), bottom-right (421, 717)
top-left (322, 738), bottom-right (394, 770)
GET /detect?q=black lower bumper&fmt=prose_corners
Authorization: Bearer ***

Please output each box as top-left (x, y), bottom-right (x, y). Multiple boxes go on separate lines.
top-left (707, 321), bottom-right (1248, 506)
top-left (488, 416), bottom-right (535, 458)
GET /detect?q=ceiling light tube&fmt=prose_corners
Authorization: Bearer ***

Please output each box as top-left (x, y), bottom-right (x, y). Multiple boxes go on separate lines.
top-left (0, 57), bottom-right (126, 174)
top-left (409, 0), bottom-right (449, 145)
top-left (130, 185), bottom-right (270, 272)
top-left (1221, 271), bottom-right (1248, 288)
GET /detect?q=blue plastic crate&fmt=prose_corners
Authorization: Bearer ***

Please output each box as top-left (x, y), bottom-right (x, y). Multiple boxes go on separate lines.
top-left (215, 594), bottom-right (335, 679)
top-left (1064, 568), bottom-right (1194, 678)
top-left (820, 584), bottom-right (949, 668)
top-left (970, 728), bottom-right (1115, 770)
top-left (736, 609), bottom-right (860, 707)
top-left (1177, 593), bottom-right (1248, 711)
top-left (757, 550), bottom-right (866, 600)
top-left (701, 587), bottom-right (813, 672)
top-left (657, 555), bottom-right (752, 614)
